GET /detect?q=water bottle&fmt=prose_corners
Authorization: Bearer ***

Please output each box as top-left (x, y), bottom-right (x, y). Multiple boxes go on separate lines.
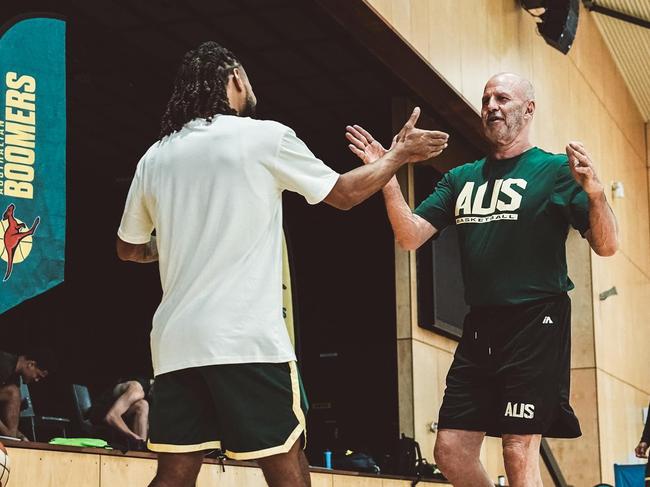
top-left (323, 449), bottom-right (332, 469)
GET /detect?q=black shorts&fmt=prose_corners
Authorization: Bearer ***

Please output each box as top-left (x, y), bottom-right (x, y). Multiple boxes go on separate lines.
top-left (147, 362), bottom-right (308, 460)
top-left (438, 294), bottom-right (581, 438)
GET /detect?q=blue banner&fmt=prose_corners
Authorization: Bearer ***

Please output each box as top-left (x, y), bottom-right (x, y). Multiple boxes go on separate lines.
top-left (0, 16), bottom-right (66, 313)
top-left (614, 463), bottom-right (645, 487)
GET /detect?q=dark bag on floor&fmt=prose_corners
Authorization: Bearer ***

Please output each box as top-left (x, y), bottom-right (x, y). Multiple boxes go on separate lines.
top-left (332, 451), bottom-right (380, 474)
top-left (396, 433), bottom-right (447, 484)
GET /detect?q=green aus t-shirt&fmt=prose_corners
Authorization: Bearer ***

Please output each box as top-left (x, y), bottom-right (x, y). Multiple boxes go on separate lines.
top-left (414, 147), bottom-right (589, 306)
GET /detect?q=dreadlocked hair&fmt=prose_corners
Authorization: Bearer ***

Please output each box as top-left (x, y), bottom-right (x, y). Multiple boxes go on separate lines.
top-left (160, 41), bottom-right (240, 139)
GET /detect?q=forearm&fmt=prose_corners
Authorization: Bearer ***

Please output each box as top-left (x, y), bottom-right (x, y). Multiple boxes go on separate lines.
top-left (117, 236), bottom-right (157, 263)
top-left (138, 237), bottom-right (159, 263)
top-left (587, 192), bottom-right (618, 256)
top-left (642, 424), bottom-right (650, 444)
top-left (327, 150), bottom-right (403, 210)
top-left (382, 177), bottom-right (433, 250)
top-left (642, 406), bottom-right (650, 443)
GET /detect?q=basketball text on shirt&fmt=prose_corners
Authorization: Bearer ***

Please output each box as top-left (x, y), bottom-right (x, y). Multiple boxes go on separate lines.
top-left (0, 72), bottom-right (37, 199)
top-left (455, 178), bottom-right (527, 225)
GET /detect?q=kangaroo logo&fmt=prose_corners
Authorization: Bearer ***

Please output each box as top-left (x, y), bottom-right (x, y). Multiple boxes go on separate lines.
top-left (0, 204), bottom-right (40, 282)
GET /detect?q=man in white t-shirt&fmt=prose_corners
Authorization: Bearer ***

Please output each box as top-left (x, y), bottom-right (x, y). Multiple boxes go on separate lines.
top-left (117, 41), bottom-right (448, 487)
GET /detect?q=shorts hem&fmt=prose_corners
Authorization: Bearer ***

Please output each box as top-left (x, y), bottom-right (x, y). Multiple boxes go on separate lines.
top-left (153, 355), bottom-right (298, 377)
top-left (486, 431), bottom-right (582, 439)
top-left (437, 421), bottom-right (488, 433)
top-left (147, 440), bottom-right (221, 453)
top-left (438, 423), bottom-right (580, 439)
top-left (225, 423), bottom-right (304, 460)
top-left (227, 362), bottom-right (307, 461)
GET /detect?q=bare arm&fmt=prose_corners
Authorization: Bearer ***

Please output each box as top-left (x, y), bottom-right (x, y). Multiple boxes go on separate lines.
top-left (324, 150), bottom-right (410, 210)
top-left (116, 236), bottom-right (159, 263)
top-left (566, 142), bottom-right (618, 256)
top-left (345, 123), bottom-right (439, 250)
top-left (325, 107), bottom-right (448, 210)
top-left (583, 192), bottom-right (618, 256)
top-left (636, 403), bottom-right (650, 458)
top-left (381, 177), bottom-right (437, 250)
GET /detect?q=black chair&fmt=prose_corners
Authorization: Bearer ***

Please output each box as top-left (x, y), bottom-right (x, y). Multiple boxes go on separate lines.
top-left (19, 379), bottom-right (70, 441)
top-left (71, 384), bottom-right (108, 438)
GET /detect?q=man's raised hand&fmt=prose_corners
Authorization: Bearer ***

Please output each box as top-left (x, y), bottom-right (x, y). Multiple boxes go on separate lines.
top-left (345, 124), bottom-right (390, 164)
top-left (566, 141), bottom-right (604, 196)
top-left (346, 107), bottom-right (449, 166)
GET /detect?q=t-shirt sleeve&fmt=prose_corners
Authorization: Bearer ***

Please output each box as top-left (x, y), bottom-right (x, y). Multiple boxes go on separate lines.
top-left (413, 171), bottom-right (456, 232)
top-left (272, 128), bottom-right (340, 205)
top-left (549, 161), bottom-right (590, 236)
top-left (117, 160), bottom-right (154, 244)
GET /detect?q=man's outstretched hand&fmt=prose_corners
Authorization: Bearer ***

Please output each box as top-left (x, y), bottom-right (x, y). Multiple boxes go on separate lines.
top-left (346, 107), bottom-right (449, 165)
top-left (566, 141), bottom-right (604, 196)
top-left (346, 124), bottom-right (390, 164)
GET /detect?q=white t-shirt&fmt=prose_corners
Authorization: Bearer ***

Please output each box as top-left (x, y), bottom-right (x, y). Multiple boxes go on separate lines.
top-left (118, 115), bottom-right (340, 376)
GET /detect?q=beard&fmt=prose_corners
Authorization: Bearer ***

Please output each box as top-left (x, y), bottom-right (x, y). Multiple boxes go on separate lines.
top-left (239, 92), bottom-right (257, 118)
top-left (484, 110), bottom-right (525, 146)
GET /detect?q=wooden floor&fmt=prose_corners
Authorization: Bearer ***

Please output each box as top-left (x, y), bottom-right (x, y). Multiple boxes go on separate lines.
top-left (4, 442), bottom-right (446, 486)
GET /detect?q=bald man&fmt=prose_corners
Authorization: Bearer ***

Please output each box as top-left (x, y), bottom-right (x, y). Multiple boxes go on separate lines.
top-left (345, 73), bottom-right (618, 487)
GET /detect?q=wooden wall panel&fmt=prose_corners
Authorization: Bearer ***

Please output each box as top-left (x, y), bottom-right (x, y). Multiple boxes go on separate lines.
top-left (6, 448), bottom-right (100, 487)
top-left (566, 234), bottom-right (595, 369)
top-left (540, 459), bottom-right (555, 487)
top-left (567, 65), bottom-right (602, 159)
top-left (596, 116), bottom-right (650, 278)
top-left (412, 340), bottom-right (451, 459)
top-left (597, 369), bottom-right (650, 484)
top-left (207, 463), bottom-right (267, 486)
top-left (424, 0), bottom-right (462, 91)
top-left (408, 0), bottom-right (429, 64)
top-left (481, 437), bottom-right (507, 485)
top-left (545, 368), bottom-right (601, 487)
top-left (594, 254), bottom-right (650, 393)
top-left (531, 32), bottom-right (572, 153)
top-left (397, 338), bottom-right (415, 437)
top-left (381, 480), bottom-right (412, 487)
top-left (312, 472), bottom-right (335, 487)
top-left (100, 456), bottom-right (156, 487)
top-left (100, 456), bottom-right (267, 487)
top-left (646, 124), bottom-right (649, 166)
top-left (568, 4), bottom-right (646, 159)
top-left (5, 448), bottom-right (441, 487)
top-left (332, 475), bottom-right (383, 487)
top-left (569, 3), bottom-right (607, 108)
top-left (458, 0), bottom-right (488, 110)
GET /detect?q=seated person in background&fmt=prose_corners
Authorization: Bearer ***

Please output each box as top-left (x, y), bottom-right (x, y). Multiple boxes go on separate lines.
top-left (0, 349), bottom-right (53, 440)
top-left (635, 404), bottom-right (650, 486)
top-left (89, 377), bottom-right (153, 446)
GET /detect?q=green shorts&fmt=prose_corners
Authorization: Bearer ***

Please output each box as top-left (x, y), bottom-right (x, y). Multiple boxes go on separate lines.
top-left (147, 361), bottom-right (308, 460)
